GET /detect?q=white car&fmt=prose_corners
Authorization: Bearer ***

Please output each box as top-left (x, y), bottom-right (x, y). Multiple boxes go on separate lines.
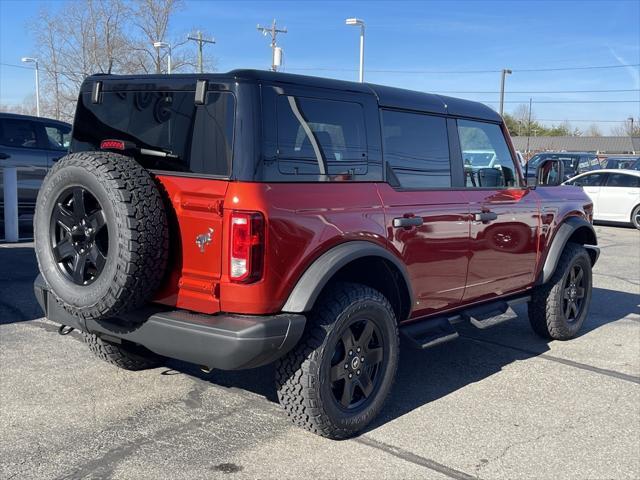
top-left (564, 169), bottom-right (640, 230)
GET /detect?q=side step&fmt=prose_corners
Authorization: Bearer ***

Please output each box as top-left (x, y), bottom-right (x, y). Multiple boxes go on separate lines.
top-left (461, 296), bottom-right (530, 329)
top-left (401, 317), bottom-right (459, 349)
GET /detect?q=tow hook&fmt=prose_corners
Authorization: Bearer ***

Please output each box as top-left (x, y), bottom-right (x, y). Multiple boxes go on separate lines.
top-left (58, 325), bottom-right (75, 336)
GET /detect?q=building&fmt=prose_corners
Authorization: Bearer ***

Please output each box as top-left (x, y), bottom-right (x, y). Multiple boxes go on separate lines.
top-left (511, 136), bottom-right (640, 155)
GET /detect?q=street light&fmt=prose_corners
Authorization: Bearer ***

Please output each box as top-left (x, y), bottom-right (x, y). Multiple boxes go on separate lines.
top-left (153, 41), bottom-right (172, 74)
top-left (499, 68), bottom-right (512, 117)
top-left (345, 18), bottom-right (365, 83)
top-left (21, 57), bottom-right (40, 117)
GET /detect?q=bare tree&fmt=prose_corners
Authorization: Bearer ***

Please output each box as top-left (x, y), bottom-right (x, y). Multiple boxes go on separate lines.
top-left (584, 124), bottom-right (603, 137)
top-left (26, 0), bottom-right (208, 121)
top-left (611, 118), bottom-right (640, 136)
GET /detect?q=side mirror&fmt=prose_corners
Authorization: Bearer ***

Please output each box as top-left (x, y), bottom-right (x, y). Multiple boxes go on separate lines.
top-left (536, 159), bottom-right (565, 186)
top-left (477, 167), bottom-right (503, 187)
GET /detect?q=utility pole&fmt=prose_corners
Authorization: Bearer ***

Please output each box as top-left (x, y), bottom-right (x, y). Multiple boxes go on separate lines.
top-left (21, 57), bottom-right (40, 117)
top-left (257, 19), bottom-right (287, 71)
top-left (628, 117), bottom-right (635, 136)
top-left (499, 68), bottom-right (512, 117)
top-left (187, 31), bottom-right (216, 73)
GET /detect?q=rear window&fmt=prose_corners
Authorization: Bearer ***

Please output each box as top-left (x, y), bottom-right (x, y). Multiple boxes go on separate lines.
top-left (275, 95), bottom-right (367, 177)
top-left (72, 90), bottom-right (235, 176)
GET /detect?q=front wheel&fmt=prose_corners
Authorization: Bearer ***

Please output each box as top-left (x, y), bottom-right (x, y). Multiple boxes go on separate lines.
top-left (528, 242), bottom-right (593, 340)
top-left (275, 282), bottom-right (399, 439)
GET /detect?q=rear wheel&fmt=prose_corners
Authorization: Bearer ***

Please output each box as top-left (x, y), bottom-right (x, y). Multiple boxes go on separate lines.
top-left (84, 333), bottom-right (161, 371)
top-left (275, 282), bottom-right (399, 439)
top-left (528, 242), bottom-right (593, 340)
top-left (631, 205), bottom-right (640, 230)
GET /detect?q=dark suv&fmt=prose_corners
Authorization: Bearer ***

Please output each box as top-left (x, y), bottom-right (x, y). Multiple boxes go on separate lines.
top-left (33, 70), bottom-right (599, 439)
top-left (0, 112), bottom-right (71, 237)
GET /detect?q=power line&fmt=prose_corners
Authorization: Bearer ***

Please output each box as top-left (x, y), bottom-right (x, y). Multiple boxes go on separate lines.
top-left (288, 63), bottom-right (640, 75)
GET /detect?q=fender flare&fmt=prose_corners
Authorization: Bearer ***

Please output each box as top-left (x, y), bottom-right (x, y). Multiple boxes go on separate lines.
top-left (537, 216), bottom-right (599, 285)
top-left (281, 241), bottom-right (413, 313)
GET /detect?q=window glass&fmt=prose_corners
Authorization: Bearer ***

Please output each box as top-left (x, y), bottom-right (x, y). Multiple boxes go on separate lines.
top-left (458, 120), bottom-right (518, 188)
top-left (276, 95), bottom-right (367, 178)
top-left (72, 90), bottom-right (235, 176)
top-left (0, 119), bottom-right (38, 149)
top-left (45, 124), bottom-right (71, 151)
top-left (572, 173), bottom-right (605, 186)
top-left (605, 173), bottom-right (640, 188)
top-left (381, 110), bottom-right (450, 188)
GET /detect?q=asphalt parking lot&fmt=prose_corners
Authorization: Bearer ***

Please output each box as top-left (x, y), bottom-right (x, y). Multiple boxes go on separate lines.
top-left (1, 225), bottom-right (638, 480)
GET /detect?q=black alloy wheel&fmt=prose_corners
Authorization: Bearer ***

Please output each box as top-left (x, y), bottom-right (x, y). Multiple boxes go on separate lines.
top-left (49, 186), bottom-right (108, 285)
top-left (562, 263), bottom-right (586, 323)
top-left (329, 318), bottom-right (384, 409)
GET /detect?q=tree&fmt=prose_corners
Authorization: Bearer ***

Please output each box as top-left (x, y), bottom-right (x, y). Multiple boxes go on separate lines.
top-left (26, 0), bottom-right (210, 121)
top-left (611, 118), bottom-right (640, 136)
top-left (584, 124), bottom-right (603, 137)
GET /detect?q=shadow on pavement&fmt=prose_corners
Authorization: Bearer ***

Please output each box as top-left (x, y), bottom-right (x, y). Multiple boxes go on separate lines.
top-left (0, 244), bottom-right (41, 324)
top-left (159, 286), bottom-right (639, 433)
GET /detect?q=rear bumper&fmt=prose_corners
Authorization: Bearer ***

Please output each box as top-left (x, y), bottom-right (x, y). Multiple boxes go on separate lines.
top-left (34, 275), bottom-right (306, 370)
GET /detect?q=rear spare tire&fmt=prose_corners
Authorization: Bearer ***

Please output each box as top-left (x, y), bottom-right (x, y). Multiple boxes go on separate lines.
top-left (34, 151), bottom-right (168, 320)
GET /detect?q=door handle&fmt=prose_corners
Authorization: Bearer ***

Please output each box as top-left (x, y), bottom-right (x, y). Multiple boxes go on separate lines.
top-left (473, 211), bottom-right (498, 223)
top-left (0, 152), bottom-right (10, 160)
top-left (393, 216), bottom-right (424, 228)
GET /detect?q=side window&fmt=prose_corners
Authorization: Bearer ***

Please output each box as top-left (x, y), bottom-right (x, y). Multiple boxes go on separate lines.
top-left (276, 95), bottom-right (367, 178)
top-left (457, 119), bottom-right (519, 188)
top-left (0, 119), bottom-right (38, 149)
top-left (44, 124), bottom-right (71, 151)
top-left (605, 173), bottom-right (640, 188)
top-left (575, 173), bottom-right (606, 186)
top-left (381, 110), bottom-right (450, 188)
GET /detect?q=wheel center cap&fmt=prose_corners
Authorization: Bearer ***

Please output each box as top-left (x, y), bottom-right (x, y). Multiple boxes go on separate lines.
top-left (351, 357), bottom-right (360, 370)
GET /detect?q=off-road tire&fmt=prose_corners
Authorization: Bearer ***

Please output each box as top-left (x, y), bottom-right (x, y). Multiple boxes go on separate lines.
top-left (83, 333), bottom-right (161, 370)
top-left (631, 205), bottom-right (640, 230)
top-left (34, 151), bottom-right (168, 321)
top-left (528, 242), bottom-right (593, 340)
top-left (275, 282), bottom-right (399, 439)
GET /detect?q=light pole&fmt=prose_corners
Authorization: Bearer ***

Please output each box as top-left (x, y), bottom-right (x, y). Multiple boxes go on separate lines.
top-left (499, 68), bottom-right (512, 117)
top-left (21, 57), bottom-right (40, 117)
top-left (628, 117), bottom-right (635, 136)
top-left (345, 18), bottom-right (365, 83)
top-left (153, 41), bottom-right (172, 74)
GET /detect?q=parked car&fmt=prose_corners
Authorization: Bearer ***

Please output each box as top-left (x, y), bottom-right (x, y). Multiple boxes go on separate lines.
top-left (524, 152), bottom-right (600, 185)
top-left (34, 70), bottom-right (599, 439)
top-left (564, 169), bottom-right (640, 229)
top-left (0, 112), bottom-right (71, 235)
top-left (603, 156), bottom-right (640, 170)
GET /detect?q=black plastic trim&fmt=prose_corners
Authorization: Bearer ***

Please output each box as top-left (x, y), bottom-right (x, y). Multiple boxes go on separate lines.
top-left (281, 241), bottom-right (414, 313)
top-left (537, 217), bottom-right (599, 285)
top-left (34, 275), bottom-right (306, 370)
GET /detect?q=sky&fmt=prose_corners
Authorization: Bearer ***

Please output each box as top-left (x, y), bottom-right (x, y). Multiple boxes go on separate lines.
top-left (0, 0), bottom-right (639, 134)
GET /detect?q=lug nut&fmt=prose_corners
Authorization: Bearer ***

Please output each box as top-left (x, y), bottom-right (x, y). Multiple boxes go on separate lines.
top-left (361, 357), bottom-right (365, 362)
top-left (357, 347), bottom-right (361, 352)
top-left (349, 350), bottom-right (353, 356)
top-left (348, 373), bottom-right (353, 378)
top-left (356, 369), bottom-right (361, 375)
top-left (344, 364), bottom-right (348, 369)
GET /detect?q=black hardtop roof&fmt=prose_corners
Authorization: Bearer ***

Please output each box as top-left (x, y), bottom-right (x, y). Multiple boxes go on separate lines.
top-left (83, 69), bottom-right (501, 122)
top-left (0, 111), bottom-right (71, 126)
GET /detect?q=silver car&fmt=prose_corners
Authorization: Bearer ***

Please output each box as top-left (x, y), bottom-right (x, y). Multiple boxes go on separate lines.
top-left (0, 113), bottom-right (71, 238)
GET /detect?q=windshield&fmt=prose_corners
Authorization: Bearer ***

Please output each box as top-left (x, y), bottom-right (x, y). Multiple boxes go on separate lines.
top-left (72, 89), bottom-right (235, 176)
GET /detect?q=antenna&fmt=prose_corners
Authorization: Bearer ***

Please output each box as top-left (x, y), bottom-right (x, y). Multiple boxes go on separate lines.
top-left (257, 19), bottom-right (287, 71)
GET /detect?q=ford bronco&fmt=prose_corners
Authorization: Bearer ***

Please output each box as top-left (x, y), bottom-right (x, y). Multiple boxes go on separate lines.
top-left (33, 70), bottom-right (599, 439)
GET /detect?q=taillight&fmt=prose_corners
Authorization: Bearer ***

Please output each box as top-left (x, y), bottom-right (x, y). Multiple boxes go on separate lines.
top-left (100, 139), bottom-right (126, 150)
top-left (230, 211), bottom-right (265, 283)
